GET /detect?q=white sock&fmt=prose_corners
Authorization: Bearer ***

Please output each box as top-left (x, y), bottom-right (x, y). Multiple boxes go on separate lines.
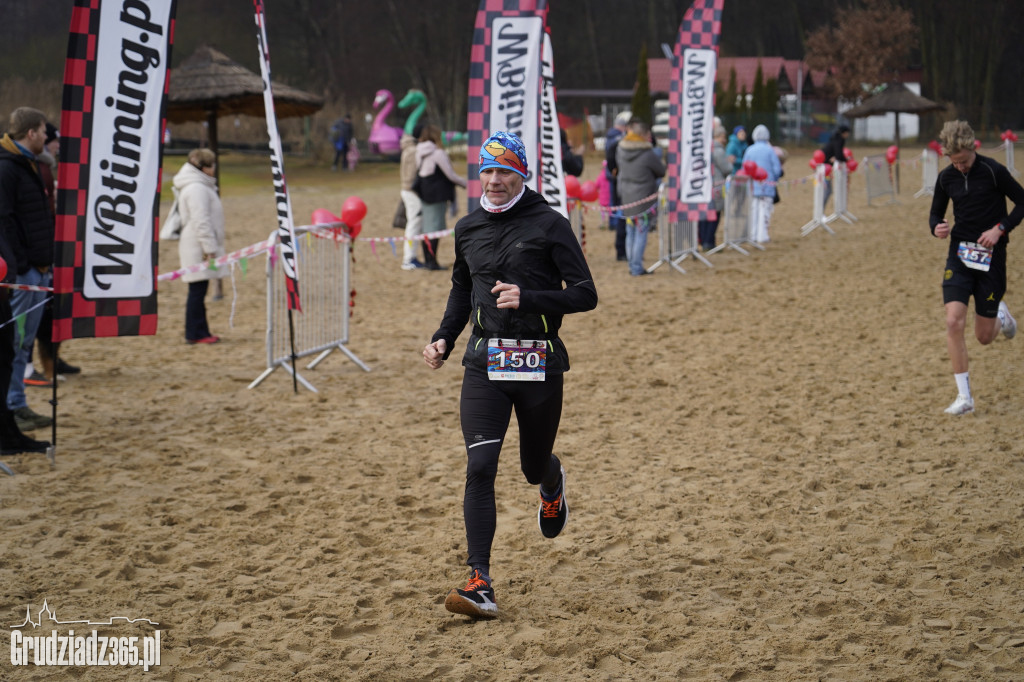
top-left (954, 372), bottom-right (971, 399)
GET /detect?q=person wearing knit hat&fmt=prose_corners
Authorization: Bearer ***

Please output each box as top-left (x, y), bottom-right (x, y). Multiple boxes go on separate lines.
top-left (726, 125), bottom-right (748, 173)
top-left (478, 130), bottom-right (528, 179)
top-left (739, 124), bottom-right (782, 243)
top-left (423, 129), bottom-right (598, 619)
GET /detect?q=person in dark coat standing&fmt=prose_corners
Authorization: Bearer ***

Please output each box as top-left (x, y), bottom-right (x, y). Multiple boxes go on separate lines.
top-left (820, 124), bottom-right (850, 211)
top-left (605, 110), bottom-right (631, 261)
top-left (330, 114), bottom-right (354, 171)
top-left (0, 106), bottom-right (55, 448)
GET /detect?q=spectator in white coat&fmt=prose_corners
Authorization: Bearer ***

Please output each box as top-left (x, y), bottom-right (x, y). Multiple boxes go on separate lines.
top-left (173, 148), bottom-right (226, 344)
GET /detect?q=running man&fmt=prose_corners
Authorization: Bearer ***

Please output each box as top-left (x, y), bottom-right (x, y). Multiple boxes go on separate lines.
top-left (423, 131), bottom-right (597, 618)
top-left (929, 120), bottom-right (1024, 415)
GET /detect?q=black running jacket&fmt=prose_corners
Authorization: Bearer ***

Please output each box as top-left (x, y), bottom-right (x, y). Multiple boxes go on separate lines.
top-left (431, 188), bottom-right (597, 374)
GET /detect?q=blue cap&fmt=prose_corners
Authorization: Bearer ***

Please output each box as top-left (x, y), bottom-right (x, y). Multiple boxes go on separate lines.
top-left (479, 131), bottom-right (528, 178)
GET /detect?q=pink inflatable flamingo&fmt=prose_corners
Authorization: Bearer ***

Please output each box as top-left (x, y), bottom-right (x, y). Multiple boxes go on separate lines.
top-left (368, 89), bottom-right (403, 155)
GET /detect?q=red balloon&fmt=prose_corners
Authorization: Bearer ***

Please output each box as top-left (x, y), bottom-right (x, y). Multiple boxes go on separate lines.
top-left (564, 175), bottom-right (581, 199)
top-left (754, 166), bottom-right (768, 181)
top-left (742, 160), bottom-right (758, 176)
top-left (927, 140), bottom-right (943, 155)
top-left (811, 149), bottom-right (825, 164)
top-left (808, 159), bottom-right (818, 171)
top-left (885, 145), bottom-right (899, 164)
top-left (846, 159), bottom-right (859, 173)
top-left (312, 208), bottom-right (341, 226)
top-left (0, 255), bottom-right (6, 281)
top-left (824, 164), bottom-right (833, 177)
top-left (973, 139), bottom-right (982, 149)
top-left (844, 147), bottom-right (854, 160)
top-left (348, 221), bottom-right (362, 239)
top-left (579, 180), bottom-right (598, 203)
top-left (341, 196), bottom-right (367, 226)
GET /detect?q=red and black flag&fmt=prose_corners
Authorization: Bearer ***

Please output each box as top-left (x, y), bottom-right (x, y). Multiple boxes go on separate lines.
top-left (53, 0), bottom-right (177, 341)
top-left (667, 0), bottom-right (724, 224)
top-left (467, 0), bottom-right (550, 212)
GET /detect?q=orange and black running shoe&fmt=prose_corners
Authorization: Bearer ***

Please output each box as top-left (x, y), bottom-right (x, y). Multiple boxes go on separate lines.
top-left (538, 465), bottom-right (569, 539)
top-left (444, 569), bottom-right (497, 618)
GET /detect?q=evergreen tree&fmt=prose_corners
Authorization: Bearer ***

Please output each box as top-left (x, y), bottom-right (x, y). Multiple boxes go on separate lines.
top-left (751, 62), bottom-right (766, 112)
top-left (764, 77), bottom-right (779, 114)
top-left (631, 43), bottom-right (652, 125)
top-left (720, 67), bottom-right (738, 115)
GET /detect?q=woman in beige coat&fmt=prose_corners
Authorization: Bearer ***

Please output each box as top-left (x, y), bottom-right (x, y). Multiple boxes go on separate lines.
top-left (173, 148), bottom-right (226, 344)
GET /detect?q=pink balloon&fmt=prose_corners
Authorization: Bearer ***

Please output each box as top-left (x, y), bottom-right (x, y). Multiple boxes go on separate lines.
top-left (0, 255), bottom-right (6, 281)
top-left (341, 196), bottom-right (367, 226)
top-left (885, 145), bottom-right (899, 164)
top-left (844, 147), bottom-right (854, 160)
top-left (580, 181), bottom-right (599, 203)
top-left (812, 149), bottom-right (825, 164)
top-left (846, 159), bottom-right (859, 173)
top-left (312, 208), bottom-right (341, 225)
top-left (808, 159), bottom-right (818, 171)
top-left (973, 139), bottom-right (982, 149)
top-left (564, 175), bottom-right (581, 199)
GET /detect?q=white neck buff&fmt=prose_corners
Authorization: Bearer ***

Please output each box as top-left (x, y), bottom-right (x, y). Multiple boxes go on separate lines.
top-left (479, 186), bottom-right (526, 213)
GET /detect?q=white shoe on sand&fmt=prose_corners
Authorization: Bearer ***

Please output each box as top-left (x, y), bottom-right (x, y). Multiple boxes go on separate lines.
top-left (944, 394), bottom-right (975, 415)
top-left (999, 301), bottom-right (1016, 340)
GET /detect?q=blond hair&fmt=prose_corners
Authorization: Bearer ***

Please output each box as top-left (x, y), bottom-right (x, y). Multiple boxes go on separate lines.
top-left (7, 107), bottom-right (47, 140)
top-left (939, 120), bottom-right (975, 155)
top-left (188, 148), bottom-right (216, 169)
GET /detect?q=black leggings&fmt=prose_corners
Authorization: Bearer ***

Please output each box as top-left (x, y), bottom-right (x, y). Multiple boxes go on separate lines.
top-left (459, 367), bottom-right (563, 573)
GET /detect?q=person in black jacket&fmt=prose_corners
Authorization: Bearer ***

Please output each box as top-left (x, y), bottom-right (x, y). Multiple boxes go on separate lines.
top-left (560, 128), bottom-right (583, 177)
top-left (423, 131), bottom-right (597, 618)
top-left (605, 110), bottom-right (631, 260)
top-left (0, 106), bottom-right (54, 452)
top-left (929, 120), bottom-right (1024, 415)
top-left (820, 125), bottom-right (850, 211)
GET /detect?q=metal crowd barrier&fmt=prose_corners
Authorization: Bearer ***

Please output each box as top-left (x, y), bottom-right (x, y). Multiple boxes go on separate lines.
top-left (827, 162), bottom-right (857, 225)
top-left (864, 154), bottom-right (898, 206)
top-left (712, 175), bottom-right (761, 255)
top-left (915, 148), bottom-right (939, 198)
top-left (648, 186), bottom-right (712, 273)
top-left (248, 225), bottom-right (370, 393)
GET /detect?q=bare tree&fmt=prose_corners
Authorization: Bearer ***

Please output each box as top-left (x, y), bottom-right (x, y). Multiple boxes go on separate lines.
top-left (804, 0), bottom-right (918, 100)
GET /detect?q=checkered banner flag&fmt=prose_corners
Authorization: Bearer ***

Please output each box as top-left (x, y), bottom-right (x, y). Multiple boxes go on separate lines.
top-left (52, 0), bottom-right (177, 341)
top-left (466, 0), bottom-right (549, 213)
top-left (254, 0), bottom-right (301, 312)
top-left (667, 0), bottom-right (724, 224)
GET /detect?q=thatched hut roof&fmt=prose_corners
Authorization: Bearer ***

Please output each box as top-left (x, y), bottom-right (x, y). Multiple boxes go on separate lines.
top-left (167, 44), bottom-right (324, 123)
top-left (842, 81), bottom-right (943, 118)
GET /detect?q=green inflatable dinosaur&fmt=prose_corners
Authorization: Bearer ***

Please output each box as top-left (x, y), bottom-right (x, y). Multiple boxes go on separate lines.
top-left (398, 89), bottom-right (427, 136)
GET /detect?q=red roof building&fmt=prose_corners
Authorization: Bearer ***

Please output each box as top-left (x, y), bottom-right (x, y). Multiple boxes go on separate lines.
top-left (647, 57), bottom-right (830, 98)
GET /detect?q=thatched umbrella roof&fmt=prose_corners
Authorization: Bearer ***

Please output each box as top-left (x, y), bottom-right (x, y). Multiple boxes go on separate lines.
top-left (842, 81), bottom-right (944, 119)
top-left (842, 81), bottom-right (945, 193)
top-left (167, 44), bottom-right (324, 123)
top-left (166, 45), bottom-right (324, 187)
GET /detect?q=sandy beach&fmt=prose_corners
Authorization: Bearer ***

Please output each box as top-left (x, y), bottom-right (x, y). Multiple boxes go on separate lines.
top-left (2, 149), bottom-right (1024, 681)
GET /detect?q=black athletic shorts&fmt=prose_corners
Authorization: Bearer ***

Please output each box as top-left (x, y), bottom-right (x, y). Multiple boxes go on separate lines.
top-left (942, 245), bottom-right (1006, 318)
